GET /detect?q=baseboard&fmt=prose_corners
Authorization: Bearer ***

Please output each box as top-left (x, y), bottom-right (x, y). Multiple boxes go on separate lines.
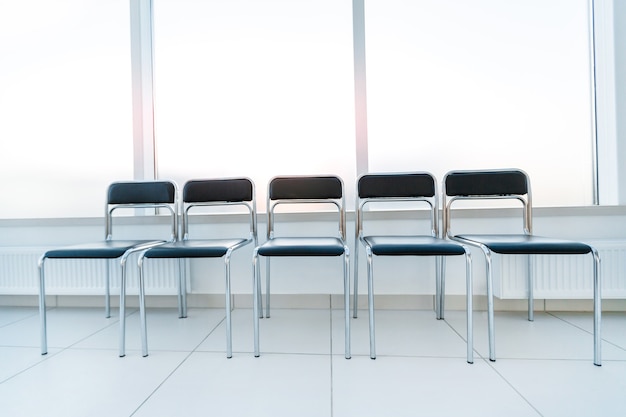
top-left (1, 293), bottom-right (624, 311)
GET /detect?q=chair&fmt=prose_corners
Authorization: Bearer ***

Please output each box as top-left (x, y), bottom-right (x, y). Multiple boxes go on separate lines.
top-left (137, 178), bottom-right (258, 358)
top-left (252, 175), bottom-right (351, 359)
top-left (38, 180), bottom-right (178, 357)
top-left (353, 172), bottom-right (473, 362)
top-left (442, 168), bottom-right (601, 365)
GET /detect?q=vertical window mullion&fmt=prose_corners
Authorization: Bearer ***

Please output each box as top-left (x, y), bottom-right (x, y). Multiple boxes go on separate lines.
top-left (353, 0), bottom-right (369, 177)
top-left (130, 0), bottom-right (156, 181)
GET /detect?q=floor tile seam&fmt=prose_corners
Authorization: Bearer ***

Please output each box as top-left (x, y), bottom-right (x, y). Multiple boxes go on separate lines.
top-left (329, 352), bottom-right (478, 360)
top-left (242, 351), bottom-right (332, 358)
top-left (128, 348), bottom-right (197, 417)
top-left (0, 311), bottom-right (40, 329)
top-left (0, 343), bottom-right (57, 349)
top-left (0, 356), bottom-right (56, 385)
top-left (61, 346), bottom-right (196, 356)
top-left (46, 316), bottom-right (121, 353)
top-left (184, 312), bottom-right (227, 356)
top-left (21, 307), bottom-right (127, 374)
top-left (0, 348), bottom-right (68, 385)
top-left (441, 315), bottom-right (486, 362)
top-left (350, 307), bottom-right (441, 312)
top-left (484, 359), bottom-right (545, 417)
top-left (547, 311), bottom-right (626, 352)
top-left (126, 308), bottom-right (225, 417)
top-left (488, 356), bottom-right (620, 364)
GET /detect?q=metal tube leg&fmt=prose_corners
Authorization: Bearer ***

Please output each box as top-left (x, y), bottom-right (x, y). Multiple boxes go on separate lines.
top-left (353, 237), bottom-right (359, 319)
top-left (178, 258), bottom-right (188, 319)
top-left (253, 250), bottom-right (260, 357)
top-left (138, 256), bottom-right (148, 357)
top-left (485, 252), bottom-right (496, 361)
top-left (435, 256), bottom-right (441, 320)
top-left (344, 248), bottom-right (351, 359)
top-left (38, 257), bottom-right (48, 355)
top-left (435, 256), bottom-right (441, 319)
top-left (119, 259), bottom-right (127, 357)
top-left (225, 254), bottom-right (233, 359)
top-left (367, 249), bottom-right (375, 359)
top-left (465, 250), bottom-right (473, 364)
top-left (256, 258), bottom-right (264, 319)
top-left (265, 257), bottom-right (271, 318)
top-left (436, 256), bottom-right (446, 319)
top-left (105, 260), bottom-right (111, 318)
top-left (592, 249), bottom-right (602, 366)
top-left (527, 255), bottom-right (534, 322)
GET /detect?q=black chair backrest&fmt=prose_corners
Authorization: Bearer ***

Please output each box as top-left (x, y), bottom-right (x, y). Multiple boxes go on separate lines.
top-left (358, 173), bottom-right (435, 199)
top-left (184, 178), bottom-right (253, 203)
top-left (267, 175), bottom-right (346, 240)
top-left (180, 178), bottom-right (256, 240)
top-left (444, 170), bottom-right (528, 197)
top-left (108, 181), bottom-right (176, 205)
top-left (269, 176), bottom-right (343, 200)
top-left (443, 169), bottom-right (532, 236)
top-left (357, 173), bottom-right (438, 238)
top-left (105, 180), bottom-right (178, 240)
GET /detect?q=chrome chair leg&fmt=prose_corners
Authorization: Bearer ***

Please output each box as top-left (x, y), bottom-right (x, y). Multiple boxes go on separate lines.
top-left (436, 256), bottom-right (445, 319)
top-left (527, 255), bottom-right (534, 322)
top-left (119, 258), bottom-right (128, 358)
top-left (592, 248), bottom-right (602, 366)
top-left (253, 249), bottom-right (260, 357)
top-left (38, 257), bottom-right (48, 355)
top-left (353, 237), bottom-right (359, 319)
top-left (138, 256), bottom-right (148, 357)
top-left (485, 250), bottom-right (496, 361)
top-left (224, 254), bottom-right (233, 359)
top-left (105, 260), bottom-right (111, 318)
top-left (367, 249), bottom-right (375, 359)
top-left (464, 249), bottom-right (473, 364)
top-left (178, 258), bottom-right (188, 319)
top-left (265, 257), bottom-right (271, 318)
top-left (344, 248), bottom-right (351, 359)
top-left (256, 262), bottom-right (264, 319)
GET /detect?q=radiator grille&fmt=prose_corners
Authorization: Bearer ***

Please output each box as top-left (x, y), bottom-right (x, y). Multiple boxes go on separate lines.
top-left (0, 241), bottom-right (625, 298)
top-left (0, 247), bottom-right (179, 295)
top-left (495, 240), bottom-right (626, 299)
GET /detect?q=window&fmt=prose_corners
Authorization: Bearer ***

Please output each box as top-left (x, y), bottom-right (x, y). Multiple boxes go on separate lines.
top-left (364, 0), bottom-right (594, 206)
top-left (153, 0), bottom-right (356, 210)
top-left (0, 0), bottom-right (605, 219)
top-left (0, 1), bottom-right (133, 218)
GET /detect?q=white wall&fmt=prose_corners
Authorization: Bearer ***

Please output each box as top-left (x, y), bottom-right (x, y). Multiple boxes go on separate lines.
top-left (1, 206), bottom-right (625, 308)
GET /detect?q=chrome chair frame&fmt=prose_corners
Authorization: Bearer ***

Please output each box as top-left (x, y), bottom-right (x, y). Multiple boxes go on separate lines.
top-left (353, 172), bottom-right (473, 362)
top-left (442, 168), bottom-right (601, 365)
top-left (38, 181), bottom-right (178, 357)
top-left (137, 178), bottom-right (258, 358)
top-left (253, 175), bottom-right (351, 359)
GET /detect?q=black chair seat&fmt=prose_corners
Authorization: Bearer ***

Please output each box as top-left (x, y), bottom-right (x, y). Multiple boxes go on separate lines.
top-left (44, 240), bottom-right (162, 259)
top-left (456, 234), bottom-right (592, 255)
top-left (257, 237), bottom-right (345, 257)
top-left (364, 236), bottom-right (467, 256)
top-left (142, 239), bottom-right (248, 259)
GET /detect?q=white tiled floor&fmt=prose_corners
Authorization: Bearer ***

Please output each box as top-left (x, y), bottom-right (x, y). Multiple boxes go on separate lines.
top-left (1, 305), bottom-right (625, 416)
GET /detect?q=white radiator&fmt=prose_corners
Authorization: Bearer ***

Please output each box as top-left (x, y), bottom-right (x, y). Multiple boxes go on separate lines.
top-left (0, 247), bottom-right (180, 295)
top-left (0, 241), bottom-right (625, 298)
top-left (494, 240), bottom-right (626, 299)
